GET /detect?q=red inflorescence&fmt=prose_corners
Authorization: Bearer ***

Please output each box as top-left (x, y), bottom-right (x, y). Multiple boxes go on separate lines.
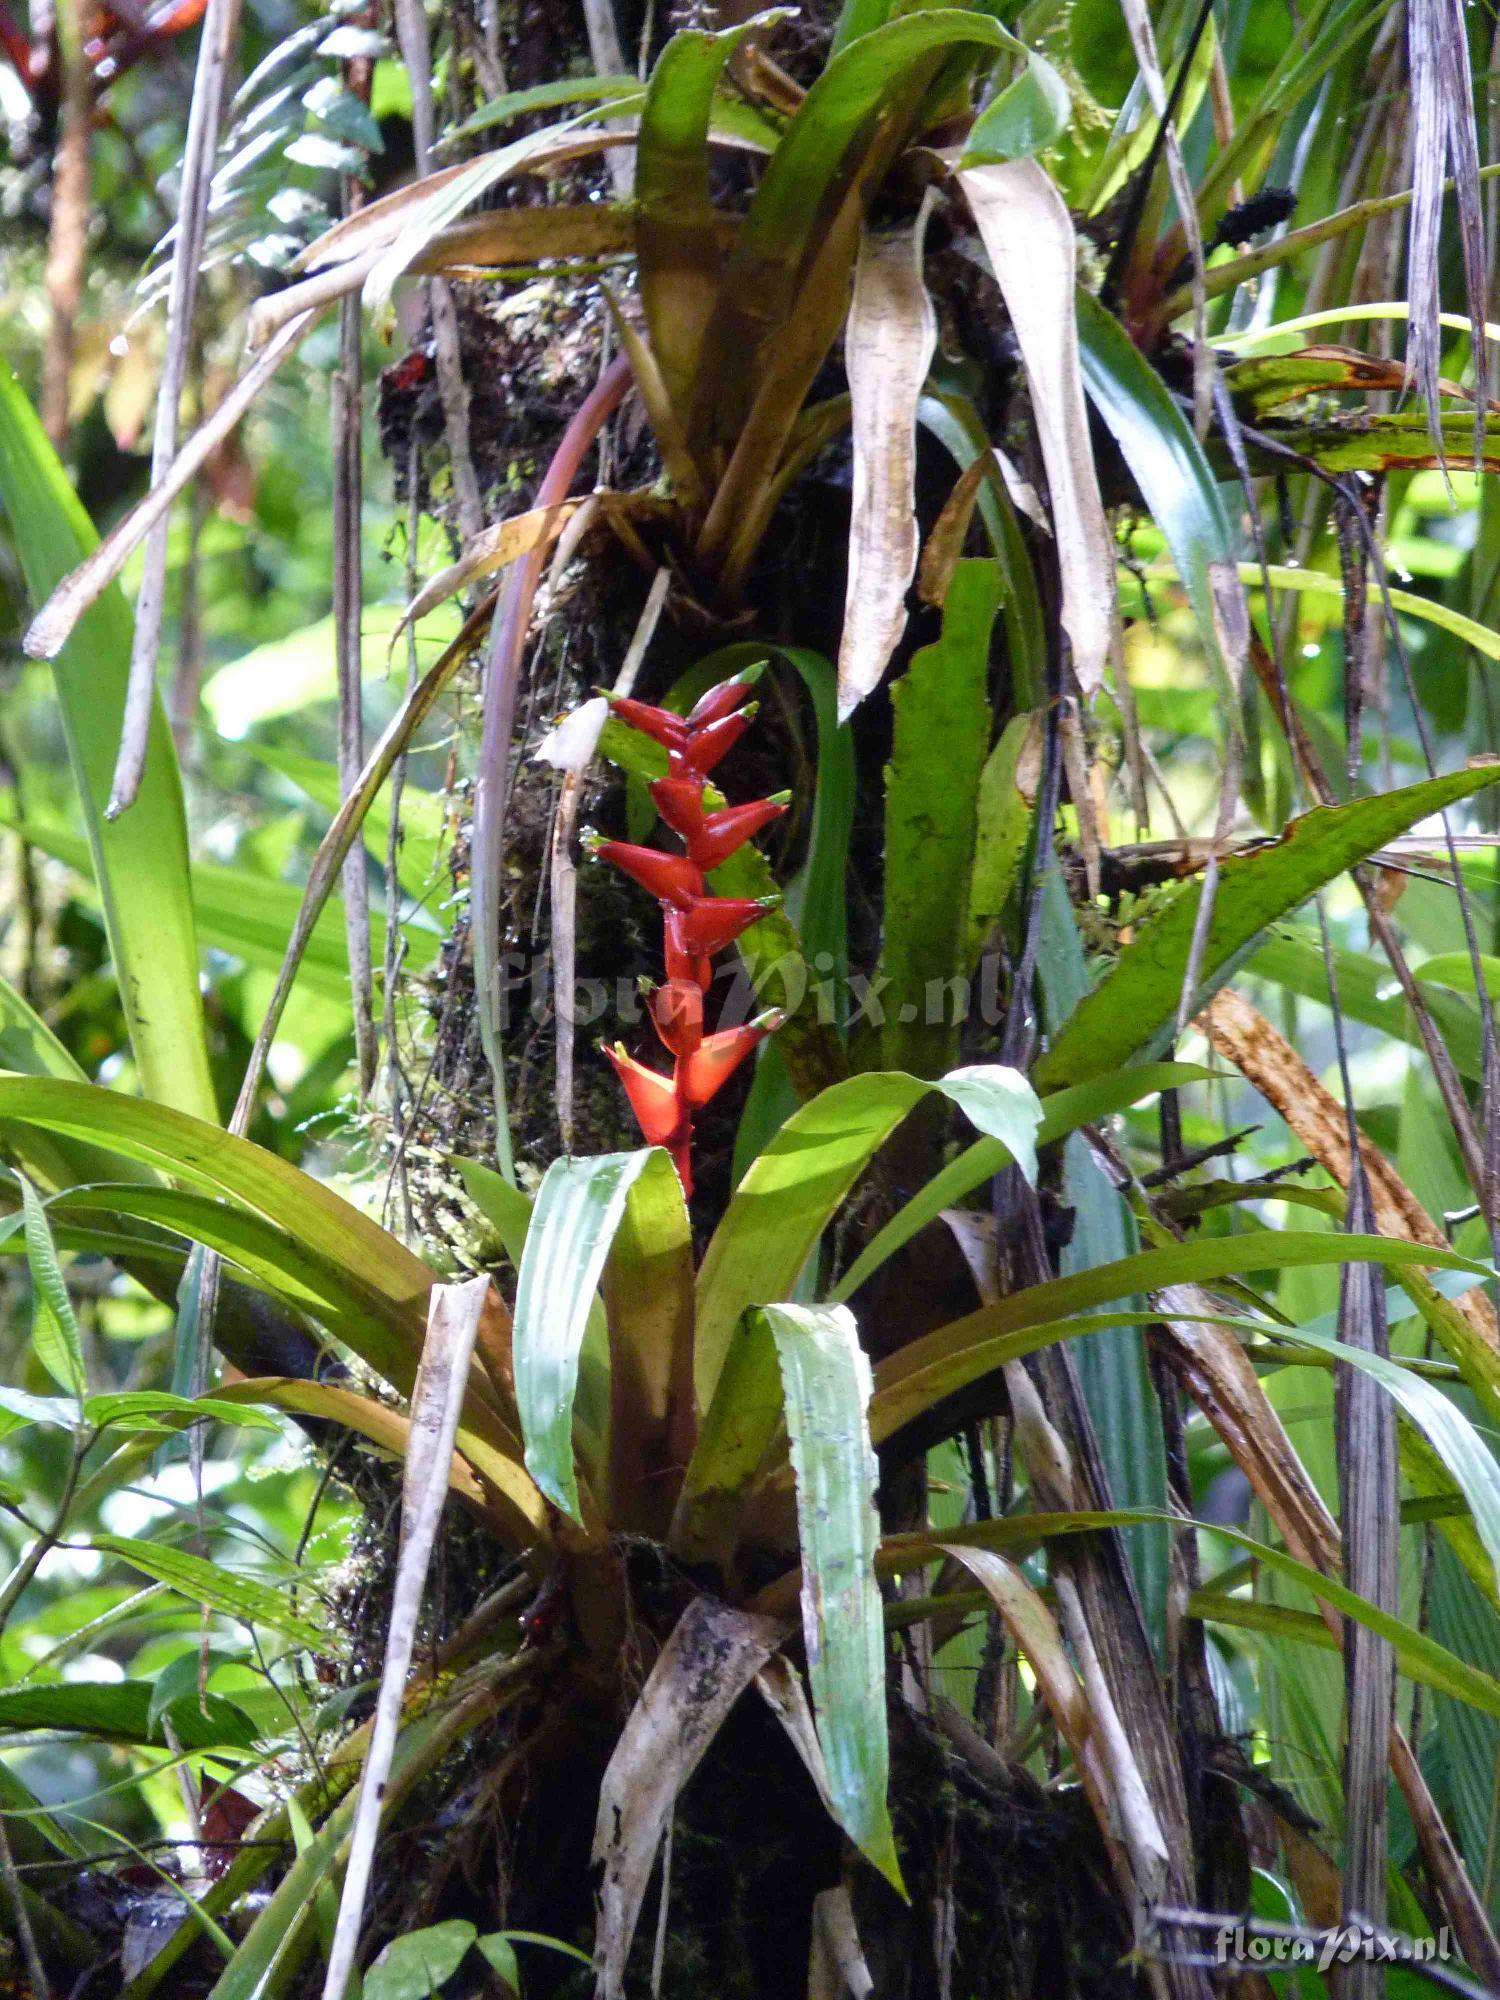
top-left (590, 669), bottom-right (789, 1196)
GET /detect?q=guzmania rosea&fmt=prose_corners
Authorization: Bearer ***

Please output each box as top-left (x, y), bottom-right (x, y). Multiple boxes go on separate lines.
top-left (586, 668), bottom-right (788, 1195)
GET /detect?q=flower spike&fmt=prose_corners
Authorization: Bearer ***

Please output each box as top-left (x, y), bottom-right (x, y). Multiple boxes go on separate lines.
top-left (600, 691), bottom-right (688, 751)
top-left (649, 979), bottom-right (704, 1057)
top-left (670, 706), bottom-right (756, 777)
top-left (688, 795), bottom-right (791, 871)
top-left (594, 668), bottom-right (786, 1194)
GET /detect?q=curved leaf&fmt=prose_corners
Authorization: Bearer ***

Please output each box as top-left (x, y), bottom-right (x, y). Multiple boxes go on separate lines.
top-left (1076, 287), bottom-right (1247, 690)
top-left (514, 1149), bottom-right (668, 1525)
top-left (880, 561), bottom-right (999, 1075)
top-left (0, 1678), bottom-right (256, 1750)
top-left (19, 1173), bottom-right (85, 1399)
top-left (690, 9), bottom-right (1017, 459)
top-left (91, 1535), bottom-right (330, 1652)
top-left (886, 1508), bottom-right (1500, 1723)
top-left (832, 1062), bottom-right (1213, 1304)
top-left (696, 1064), bottom-right (1042, 1405)
top-left (960, 51), bottom-right (1071, 166)
top-left (0, 1077), bottom-right (435, 1397)
top-left (1036, 767), bottom-right (1500, 1092)
top-left (636, 15), bottom-right (784, 418)
top-left (871, 1231), bottom-right (1490, 1443)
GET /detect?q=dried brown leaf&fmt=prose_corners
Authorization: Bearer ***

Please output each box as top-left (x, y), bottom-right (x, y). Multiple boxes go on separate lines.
top-left (593, 1595), bottom-right (787, 1998)
top-left (1197, 986), bottom-right (1499, 1348)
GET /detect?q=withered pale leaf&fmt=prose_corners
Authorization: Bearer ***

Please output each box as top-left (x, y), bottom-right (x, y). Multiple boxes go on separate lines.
top-left (593, 1595), bottom-right (786, 1999)
top-left (807, 1885), bottom-right (873, 2000)
top-left (836, 197), bottom-right (937, 719)
top-left (1407, 0), bottom-right (1489, 472)
top-left (958, 160), bottom-right (1115, 696)
top-left (755, 1653), bottom-right (839, 1822)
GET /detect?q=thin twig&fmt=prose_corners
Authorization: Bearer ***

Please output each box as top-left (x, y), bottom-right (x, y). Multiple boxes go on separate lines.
top-left (109, 0), bottom-right (241, 817)
top-left (25, 310), bottom-right (322, 662)
top-left (0, 1811), bottom-right (50, 2000)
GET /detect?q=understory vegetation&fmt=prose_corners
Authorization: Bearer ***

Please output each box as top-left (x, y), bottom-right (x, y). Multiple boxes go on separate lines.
top-left (7, 0), bottom-right (1500, 1994)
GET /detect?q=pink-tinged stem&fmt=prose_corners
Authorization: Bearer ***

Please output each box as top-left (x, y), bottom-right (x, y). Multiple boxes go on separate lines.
top-left (471, 351), bottom-right (633, 1177)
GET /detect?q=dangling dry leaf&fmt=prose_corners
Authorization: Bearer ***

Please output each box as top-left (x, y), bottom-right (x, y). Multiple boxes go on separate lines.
top-left (939, 1544), bottom-right (1144, 1910)
top-left (958, 159), bottom-right (1115, 696)
top-left (388, 501), bottom-right (582, 654)
top-left (806, 1885), bottom-right (874, 2000)
top-left (1335, 1167), bottom-right (1398, 1995)
top-left (836, 195), bottom-right (937, 720)
top-left (593, 1594), bottom-right (787, 1999)
top-left (24, 313), bottom-right (320, 662)
top-left (1197, 985), bottom-right (1499, 1349)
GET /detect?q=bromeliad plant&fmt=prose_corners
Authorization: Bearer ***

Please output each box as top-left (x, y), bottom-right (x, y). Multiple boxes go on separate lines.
top-left (588, 668), bottom-right (788, 1195)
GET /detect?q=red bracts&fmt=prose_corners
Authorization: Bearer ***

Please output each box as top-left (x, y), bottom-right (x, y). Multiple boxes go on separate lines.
top-left (679, 1014), bottom-right (783, 1109)
top-left (593, 671), bottom-right (788, 1194)
top-left (650, 779), bottom-right (791, 871)
top-left (585, 838), bottom-right (703, 908)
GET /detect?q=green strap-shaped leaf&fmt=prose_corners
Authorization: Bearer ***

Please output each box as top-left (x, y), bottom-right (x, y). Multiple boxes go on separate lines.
top-left (893, 1507), bottom-right (1500, 1723)
top-left (1036, 765), bottom-right (1500, 1093)
top-left (871, 1231), bottom-right (1492, 1443)
top-left (602, 1147), bottom-right (695, 1536)
top-left (696, 1063), bottom-right (1042, 1406)
top-left (455, 1155), bottom-right (534, 1269)
top-left (0, 358), bottom-right (216, 1121)
top-left (82, 1391), bottom-right (279, 1435)
top-left (514, 1148), bottom-right (670, 1524)
top-left (1252, 925), bottom-right (1483, 1080)
top-left (19, 1174), bottom-right (85, 1400)
top-left (761, 1302), bottom-right (901, 1889)
top-left (91, 1534), bottom-right (329, 1651)
top-left (636, 14), bottom-right (785, 419)
top-left (1075, 287), bottom-right (1246, 691)
top-left (689, 10), bottom-right (1020, 458)
top-left (0, 1677), bottom-right (257, 1750)
top-left (833, 1062), bottom-right (1213, 1304)
top-left (1273, 1323), bottom-right (1500, 1595)
top-left (448, 72), bottom-right (645, 141)
top-left (881, 560), bottom-right (999, 1079)
top-left (55, 1181), bottom-right (413, 1355)
top-left (0, 1077), bottom-right (436, 1400)
top-left (960, 51), bottom-right (1071, 166)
